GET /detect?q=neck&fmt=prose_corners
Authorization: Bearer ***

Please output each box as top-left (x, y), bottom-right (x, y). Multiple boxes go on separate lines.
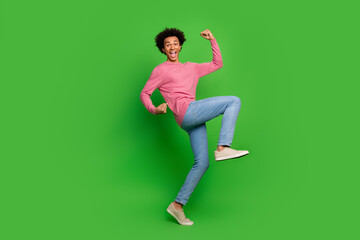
top-left (166, 59), bottom-right (180, 63)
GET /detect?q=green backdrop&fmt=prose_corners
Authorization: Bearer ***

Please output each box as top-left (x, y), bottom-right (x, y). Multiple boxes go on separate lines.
top-left (1, 0), bottom-right (359, 239)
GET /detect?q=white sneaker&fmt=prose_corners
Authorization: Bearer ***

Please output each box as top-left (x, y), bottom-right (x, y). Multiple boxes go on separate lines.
top-left (214, 147), bottom-right (249, 161)
top-left (167, 202), bottom-right (194, 225)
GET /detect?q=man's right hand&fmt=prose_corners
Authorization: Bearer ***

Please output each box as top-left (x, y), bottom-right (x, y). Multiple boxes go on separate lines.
top-left (155, 103), bottom-right (168, 115)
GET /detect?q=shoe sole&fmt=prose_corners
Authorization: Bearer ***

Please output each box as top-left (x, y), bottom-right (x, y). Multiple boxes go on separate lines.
top-left (215, 151), bottom-right (249, 161)
top-left (166, 208), bottom-right (193, 225)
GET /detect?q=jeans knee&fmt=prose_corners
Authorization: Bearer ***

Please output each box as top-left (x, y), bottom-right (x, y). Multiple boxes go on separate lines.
top-left (204, 161), bottom-right (209, 170)
top-left (197, 161), bottom-right (209, 171)
top-left (231, 96), bottom-right (241, 108)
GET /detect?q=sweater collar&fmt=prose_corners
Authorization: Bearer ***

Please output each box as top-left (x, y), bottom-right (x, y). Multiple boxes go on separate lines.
top-left (163, 61), bottom-right (183, 64)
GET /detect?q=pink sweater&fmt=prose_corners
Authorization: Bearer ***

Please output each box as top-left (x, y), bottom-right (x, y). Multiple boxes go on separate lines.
top-left (140, 38), bottom-right (223, 127)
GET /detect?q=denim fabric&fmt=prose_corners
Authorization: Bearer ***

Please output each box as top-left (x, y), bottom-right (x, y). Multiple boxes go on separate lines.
top-left (175, 96), bottom-right (241, 205)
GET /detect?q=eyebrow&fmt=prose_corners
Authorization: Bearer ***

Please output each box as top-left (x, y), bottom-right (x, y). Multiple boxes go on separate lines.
top-left (165, 40), bottom-right (178, 43)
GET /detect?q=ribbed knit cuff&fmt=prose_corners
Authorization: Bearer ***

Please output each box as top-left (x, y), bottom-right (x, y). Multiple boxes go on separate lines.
top-left (149, 105), bottom-right (156, 115)
top-left (210, 38), bottom-right (217, 43)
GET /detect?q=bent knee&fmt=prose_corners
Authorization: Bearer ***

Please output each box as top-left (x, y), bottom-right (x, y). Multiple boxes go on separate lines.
top-left (197, 161), bottom-right (209, 171)
top-left (202, 164), bottom-right (209, 172)
top-left (231, 96), bottom-right (241, 105)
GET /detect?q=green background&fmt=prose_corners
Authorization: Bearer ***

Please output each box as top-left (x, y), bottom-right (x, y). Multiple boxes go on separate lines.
top-left (1, 0), bottom-right (359, 239)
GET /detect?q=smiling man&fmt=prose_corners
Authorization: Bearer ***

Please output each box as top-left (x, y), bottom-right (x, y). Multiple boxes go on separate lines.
top-left (162, 36), bottom-right (182, 63)
top-left (140, 27), bottom-right (249, 226)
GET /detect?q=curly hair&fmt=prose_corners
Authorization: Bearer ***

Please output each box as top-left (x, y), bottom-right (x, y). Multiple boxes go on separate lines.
top-left (155, 27), bottom-right (186, 55)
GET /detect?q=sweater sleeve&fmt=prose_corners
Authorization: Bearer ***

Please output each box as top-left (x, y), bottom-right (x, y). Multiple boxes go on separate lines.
top-left (140, 67), bottom-right (162, 115)
top-left (195, 38), bottom-right (223, 78)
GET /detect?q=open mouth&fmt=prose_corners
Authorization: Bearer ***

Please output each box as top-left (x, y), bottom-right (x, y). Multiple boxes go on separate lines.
top-left (170, 51), bottom-right (176, 58)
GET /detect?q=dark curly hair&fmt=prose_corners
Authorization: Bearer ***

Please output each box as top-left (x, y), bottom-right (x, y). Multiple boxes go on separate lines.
top-left (155, 27), bottom-right (186, 55)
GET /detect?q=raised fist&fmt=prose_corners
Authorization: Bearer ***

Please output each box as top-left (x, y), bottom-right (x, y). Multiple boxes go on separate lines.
top-left (155, 103), bottom-right (168, 115)
top-left (200, 29), bottom-right (215, 40)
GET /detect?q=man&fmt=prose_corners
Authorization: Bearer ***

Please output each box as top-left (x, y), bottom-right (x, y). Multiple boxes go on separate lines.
top-left (140, 27), bottom-right (249, 225)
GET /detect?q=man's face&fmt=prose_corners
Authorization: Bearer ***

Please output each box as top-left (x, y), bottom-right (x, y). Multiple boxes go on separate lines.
top-left (162, 36), bottom-right (181, 62)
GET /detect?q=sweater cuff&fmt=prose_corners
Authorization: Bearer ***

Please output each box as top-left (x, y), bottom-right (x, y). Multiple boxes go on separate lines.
top-left (149, 105), bottom-right (156, 115)
top-left (210, 38), bottom-right (217, 43)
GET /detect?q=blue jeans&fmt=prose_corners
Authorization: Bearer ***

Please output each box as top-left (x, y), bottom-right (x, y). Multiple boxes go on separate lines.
top-left (175, 96), bottom-right (241, 206)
